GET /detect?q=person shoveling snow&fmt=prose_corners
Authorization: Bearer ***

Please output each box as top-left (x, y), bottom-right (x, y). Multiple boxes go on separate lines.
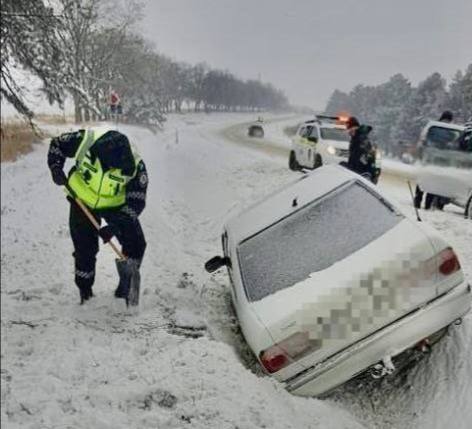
top-left (47, 127), bottom-right (148, 306)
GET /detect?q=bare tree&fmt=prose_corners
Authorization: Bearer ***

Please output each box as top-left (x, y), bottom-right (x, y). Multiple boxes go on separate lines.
top-left (2, 0), bottom-right (289, 126)
top-left (1, 0), bottom-right (66, 122)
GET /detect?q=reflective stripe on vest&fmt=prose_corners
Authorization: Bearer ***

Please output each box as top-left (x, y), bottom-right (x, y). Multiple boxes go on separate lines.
top-left (68, 129), bottom-right (139, 210)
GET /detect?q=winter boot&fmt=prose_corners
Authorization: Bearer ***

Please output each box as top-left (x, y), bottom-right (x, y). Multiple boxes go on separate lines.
top-left (79, 285), bottom-right (94, 305)
top-left (114, 258), bottom-right (142, 305)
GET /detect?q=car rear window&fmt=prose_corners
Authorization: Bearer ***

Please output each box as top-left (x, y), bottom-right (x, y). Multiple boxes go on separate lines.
top-left (238, 182), bottom-right (402, 302)
top-left (320, 127), bottom-right (349, 142)
top-left (425, 126), bottom-right (462, 151)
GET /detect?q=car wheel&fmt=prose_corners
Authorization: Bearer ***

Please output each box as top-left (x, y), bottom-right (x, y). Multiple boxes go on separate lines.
top-left (466, 196), bottom-right (472, 219)
top-left (313, 154), bottom-right (322, 169)
top-left (289, 151), bottom-right (300, 171)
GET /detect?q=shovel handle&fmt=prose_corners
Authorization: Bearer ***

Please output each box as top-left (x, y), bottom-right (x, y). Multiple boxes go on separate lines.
top-left (65, 185), bottom-right (126, 260)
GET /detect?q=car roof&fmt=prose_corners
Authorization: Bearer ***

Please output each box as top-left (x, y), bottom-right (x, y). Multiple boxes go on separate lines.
top-left (319, 123), bottom-right (346, 129)
top-left (225, 165), bottom-right (362, 243)
top-left (298, 121), bottom-right (346, 130)
top-left (424, 120), bottom-right (465, 131)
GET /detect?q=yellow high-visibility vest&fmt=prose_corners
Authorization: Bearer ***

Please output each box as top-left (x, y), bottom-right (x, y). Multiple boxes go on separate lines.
top-left (68, 129), bottom-right (139, 209)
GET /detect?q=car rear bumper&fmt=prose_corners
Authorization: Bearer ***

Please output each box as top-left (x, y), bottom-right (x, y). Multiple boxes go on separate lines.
top-left (285, 281), bottom-right (471, 397)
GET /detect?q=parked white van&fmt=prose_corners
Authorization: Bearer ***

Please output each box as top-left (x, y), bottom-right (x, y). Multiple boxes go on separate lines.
top-left (416, 120), bottom-right (472, 218)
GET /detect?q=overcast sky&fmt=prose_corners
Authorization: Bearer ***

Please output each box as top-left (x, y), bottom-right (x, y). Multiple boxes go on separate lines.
top-left (140, 0), bottom-right (471, 109)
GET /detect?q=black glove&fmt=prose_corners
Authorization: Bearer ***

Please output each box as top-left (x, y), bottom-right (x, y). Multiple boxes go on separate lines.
top-left (98, 225), bottom-right (116, 243)
top-left (51, 168), bottom-right (67, 186)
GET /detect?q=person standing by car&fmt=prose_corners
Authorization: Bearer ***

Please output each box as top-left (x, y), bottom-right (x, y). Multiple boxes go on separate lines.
top-left (342, 116), bottom-right (378, 182)
top-left (458, 118), bottom-right (472, 152)
top-left (414, 110), bottom-right (454, 210)
top-left (109, 90), bottom-right (121, 120)
top-left (47, 128), bottom-right (148, 304)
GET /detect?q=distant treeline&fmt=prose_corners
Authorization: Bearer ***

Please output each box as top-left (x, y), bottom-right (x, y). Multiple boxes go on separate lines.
top-left (325, 65), bottom-right (472, 154)
top-left (1, 0), bottom-right (290, 125)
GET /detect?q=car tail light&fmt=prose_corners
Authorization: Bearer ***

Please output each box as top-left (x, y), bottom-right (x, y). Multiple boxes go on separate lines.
top-left (259, 332), bottom-right (320, 374)
top-left (438, 247), bottom-right (461, 276)
top-left (259, 346), bottom-right (289, 373)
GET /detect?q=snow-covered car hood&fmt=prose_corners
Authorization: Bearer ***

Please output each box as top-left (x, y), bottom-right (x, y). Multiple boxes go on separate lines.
top-left (320, 139), bottom-right (349, 150)
top-left (249, 218), bottom-right (461, 366)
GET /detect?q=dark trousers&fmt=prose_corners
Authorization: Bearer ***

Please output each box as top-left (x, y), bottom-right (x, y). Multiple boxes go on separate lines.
top-left (69, 202), bottom-right (146, 293)
top-left (414, 186), bottom-right (435, 210)
top-left (339, 161), bottom-right (374, 183)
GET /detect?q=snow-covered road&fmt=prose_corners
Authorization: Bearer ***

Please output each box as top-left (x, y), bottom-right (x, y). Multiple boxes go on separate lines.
top-left (1, 114), bottom-right (471, 429)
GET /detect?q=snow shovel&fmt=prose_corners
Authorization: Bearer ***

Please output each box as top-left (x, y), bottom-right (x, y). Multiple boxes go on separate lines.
top-left (65, 185), bottom-right (140, 307)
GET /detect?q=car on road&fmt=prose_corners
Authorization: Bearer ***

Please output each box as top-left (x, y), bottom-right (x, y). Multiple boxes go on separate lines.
top-left (248, 118), bottom-right (265, 138)
top-left (288, 116), bottom-right (351, 171)
top-left (416, 120), bottom-right (472, 218)
top-left (205, 165), bottom-right (471, 396)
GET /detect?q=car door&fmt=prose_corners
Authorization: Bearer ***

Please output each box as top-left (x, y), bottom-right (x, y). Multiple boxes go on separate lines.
top-left (418, 125), bottom-right (472, 202)
top-left (308, 126), bottom-right (319, 167)
top-left (304, 126), bottom-right (314, 166)
top-left (298, 126), bottom-right (315, 166)
top-left (295, 126), bottom-right (307, 165)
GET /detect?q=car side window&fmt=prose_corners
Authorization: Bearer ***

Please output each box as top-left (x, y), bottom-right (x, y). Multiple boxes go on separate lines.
top-left (299, 126), bottom-right (306, 137)
top-left (310, 127), bottom-right (319, 139)
top-left (304, 126), bottom-right (313, 137)
top-left (425, 126), bottom-right (462, 150)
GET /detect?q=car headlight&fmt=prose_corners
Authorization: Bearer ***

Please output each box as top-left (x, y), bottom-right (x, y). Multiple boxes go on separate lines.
top-left (376, 150), bottom-right (382, 160)
top-left (327, 145), bottom-right (336, 155)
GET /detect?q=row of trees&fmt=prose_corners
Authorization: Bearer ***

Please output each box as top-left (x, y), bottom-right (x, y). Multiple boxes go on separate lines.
top-left (325, 65), bottom-right (472, 154)
top-left (1, 0), bottom-right (290, 125)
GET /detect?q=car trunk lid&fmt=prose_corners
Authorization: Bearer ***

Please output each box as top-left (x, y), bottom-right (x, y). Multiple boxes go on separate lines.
top-left (250, 219), bottom-right (438, 373)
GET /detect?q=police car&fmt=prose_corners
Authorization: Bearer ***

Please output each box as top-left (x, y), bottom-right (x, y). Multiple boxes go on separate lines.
top-left (416, 120), bottom-right (472, 218)
top-left (289, 115), bottom-right (350, 171)
top-left (205, 165), bottom-right (470, 396)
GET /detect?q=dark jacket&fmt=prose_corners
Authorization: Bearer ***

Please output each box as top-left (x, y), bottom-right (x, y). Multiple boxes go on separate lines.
top-left (347, 125), bottom-right (374, 174)
top-left (47, 130), bottom-right (148, 219)
top-left (458, 129), bottom-right (472, 152)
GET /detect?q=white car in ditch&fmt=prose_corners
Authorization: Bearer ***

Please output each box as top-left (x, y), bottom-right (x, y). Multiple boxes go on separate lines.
top-left (416, 120), bottom-right (472, 218)
top-left (205, 165), bottom-right (471, 396)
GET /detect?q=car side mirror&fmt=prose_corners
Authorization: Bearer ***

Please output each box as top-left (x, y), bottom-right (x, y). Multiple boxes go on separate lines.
top-left (205, 256), bottom-right (231, 273)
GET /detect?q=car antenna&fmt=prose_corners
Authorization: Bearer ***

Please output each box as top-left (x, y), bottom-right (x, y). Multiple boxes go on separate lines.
top-left (407, 180), bottom-right (422, 222)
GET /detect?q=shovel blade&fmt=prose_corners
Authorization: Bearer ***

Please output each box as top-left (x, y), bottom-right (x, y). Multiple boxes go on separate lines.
top-left (115, 258), bottom-right (141, 306)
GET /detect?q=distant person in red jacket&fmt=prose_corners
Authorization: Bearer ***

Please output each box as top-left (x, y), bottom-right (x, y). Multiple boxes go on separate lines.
top-left (109, 90), bottom-right (121, 118)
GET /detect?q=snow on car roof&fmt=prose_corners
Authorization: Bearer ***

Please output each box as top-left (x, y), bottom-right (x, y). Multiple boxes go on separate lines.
top-left (425, 120), bottom-right (465, 131)
top-left (225, 165), bottom-right (361, 243)
top-left (300, 121), bottom-right (345, 130)
top-left (320, 123), bottom-right (346, 129)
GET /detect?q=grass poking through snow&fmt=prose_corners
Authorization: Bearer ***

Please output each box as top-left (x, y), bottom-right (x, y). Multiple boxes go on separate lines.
top-left (1, 119), bottom-right (44, 162)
